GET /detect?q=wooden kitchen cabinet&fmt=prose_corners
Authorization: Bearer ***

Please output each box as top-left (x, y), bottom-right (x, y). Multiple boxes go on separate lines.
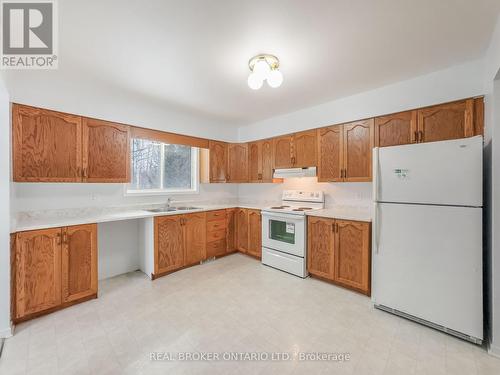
top-left (334, 220), bottom-right (371, 294)
top-left (184, 213), bottom-right (207, 266)
top-left (13, 104), bottom-right (83, 182)
top-left (307, 216), bottom-right (371, 295)
top-left (307, 217), bottom-right (335, 279)
top-left (227, 143), bottom-right (249, 182)
top-left (208, 140), bottom-right (228, 182)
top-left (226, 208), bottom-right (237, 252)
top-left (236, 208), bottom-right (249, 252)
top-left (82, 118), bottom-right (130, 182)
top-left (343, 119), bottom-right (374, 182)
top-left (294, 130), bottom-right (317, 167)
top-left (205, 210), bottom-right (226, 258)
top-left (416, 99), bottom-right (474, 143)
top-left (154, 215), bottom-right (185, 275)
top-left (273, 134), bottom-right (295, 169)
top-left (317, 120), bottom-right (374, 182)
top-left (375, 110), bottom-right (417, 147)
top-left (62, 224), bottom-right (97, 303)
top-left (12, 224), bottom-right (98, 321)
top-left (247, 209), bottom-right (262, 258)
top-left (249, 139), bottom-right (276, 182)
top-left (317, 125), bottom-right (343, 182)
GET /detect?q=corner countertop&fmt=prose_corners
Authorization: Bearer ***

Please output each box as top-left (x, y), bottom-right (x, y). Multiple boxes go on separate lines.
top-left (11, 202), bottom-right (372, 233)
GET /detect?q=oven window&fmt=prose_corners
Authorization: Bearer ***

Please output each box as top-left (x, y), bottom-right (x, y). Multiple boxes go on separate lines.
top-left (269, 219), bottom-right (295, 244)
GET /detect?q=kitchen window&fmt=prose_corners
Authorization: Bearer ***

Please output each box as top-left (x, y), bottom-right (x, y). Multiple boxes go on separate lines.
top-left (126, 138), bottom-right (199, 195)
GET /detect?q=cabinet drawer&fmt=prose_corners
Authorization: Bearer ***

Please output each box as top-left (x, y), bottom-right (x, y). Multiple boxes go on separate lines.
top-left (207, 229), bottom-right (226, 242)
top-left (206, 210), bottom-right (227, 221)
top-left (206, 239), bottom-right (226, 258)
top-left (207, 219), bottom-right (226, 232)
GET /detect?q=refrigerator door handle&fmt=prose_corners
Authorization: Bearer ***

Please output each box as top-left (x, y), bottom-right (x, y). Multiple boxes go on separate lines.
top-left (374, 203), bottom-right (381, 254)
top-left (373, 147), bottom-right (380, 202)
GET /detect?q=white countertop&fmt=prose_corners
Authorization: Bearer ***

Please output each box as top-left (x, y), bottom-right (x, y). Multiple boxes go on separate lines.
top-left (12, 202), bottom-right (371, 233)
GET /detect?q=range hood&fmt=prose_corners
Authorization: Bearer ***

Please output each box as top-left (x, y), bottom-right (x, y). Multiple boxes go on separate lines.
top-left (273, 167), bottom-right (317, 179)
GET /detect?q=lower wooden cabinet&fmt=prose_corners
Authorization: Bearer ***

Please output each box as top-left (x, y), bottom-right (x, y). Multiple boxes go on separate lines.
top-left (154, 215), bottom-right (185, 274)
top-left (12, 224), bottom-right (97, 321)
top-left (206, 210), bottom-right (226, 258)
top-left (247, 209), bottom-right (262, 258)
top-left (226, 208), bottom-right (237, 252)
top-left (236, 208), bottom-right (249, 252)
top-left (184, 213), bottom-right (207, 266)
top-left (307, 216), bottom-right (371, 295)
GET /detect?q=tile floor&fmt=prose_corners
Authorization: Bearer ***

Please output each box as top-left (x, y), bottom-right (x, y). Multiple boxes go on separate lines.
top-left (1, 253), bottom-right (499, 375)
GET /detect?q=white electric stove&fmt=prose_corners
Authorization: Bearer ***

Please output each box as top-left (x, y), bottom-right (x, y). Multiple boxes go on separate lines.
top-left (261, 190), bottom-right (324, 277)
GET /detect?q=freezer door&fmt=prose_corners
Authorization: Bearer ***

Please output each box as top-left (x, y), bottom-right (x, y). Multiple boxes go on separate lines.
top-left (374, 136), bottom-right (482, 206)
top-left (372, 203), bottom-right (483, 340)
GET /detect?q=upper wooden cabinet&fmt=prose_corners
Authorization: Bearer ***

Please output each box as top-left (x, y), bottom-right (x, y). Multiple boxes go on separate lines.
top-left (62, 224), bottom-right (97, 303)
top-left (375, 110), bottom-right (417, 147)
top-left (343, 119), bottom-right (374, 182)
top-left (273, 131), bottom-right (317, 169)
top-left (317, 126), bottom-right (343, 182)
top-left (294, 130), bottom-right (317, 167)
top-left (247, 209), bottom-right (262, 258)
top-left (82, 118), bottom-right (130, 182)
top-left (208, 140), bottom-right (228, 183)
top-left (317, 120), bottom-right (374, 182)
top-left (227, 143), bottom-right (249, 182)
top-left (248, 139), bottom-right (275, 183)
top-left (154, 215), bottom-right (185, 275)
top-left (184, 213), bottom-right (207, 266)
top-left (334, 220), bottom-right (370, 294)
top-left (307, 216), bottom-right (335, 279)
top-left (12, 224), bottom-right (98, 321)
top-left (13, 104), bottom-right (83, 182)
top-left (273, 134), bottom-right (295, 168)
top-left (417, 99), bottom-right (474, 143)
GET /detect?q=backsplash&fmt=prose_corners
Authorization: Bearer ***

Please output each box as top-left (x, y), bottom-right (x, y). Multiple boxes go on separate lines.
top-left (237, 177), bottom-right (372, 208)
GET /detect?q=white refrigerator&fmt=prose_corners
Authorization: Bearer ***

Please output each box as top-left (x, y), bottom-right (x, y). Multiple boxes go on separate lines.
top-left (372, 135), bottom-right (483, 344)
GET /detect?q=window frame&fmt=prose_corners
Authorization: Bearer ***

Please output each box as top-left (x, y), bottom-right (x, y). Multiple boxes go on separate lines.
top-left (124, 139), bottom-right (199, 197)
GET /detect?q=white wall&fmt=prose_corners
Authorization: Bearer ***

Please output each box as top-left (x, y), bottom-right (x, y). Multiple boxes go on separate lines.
top-left (484, 13), bottom-right (500, 357)
top-left (238, 60), bottom-right (485, 141)
top-left (0, 75), bottom-right (11, 338)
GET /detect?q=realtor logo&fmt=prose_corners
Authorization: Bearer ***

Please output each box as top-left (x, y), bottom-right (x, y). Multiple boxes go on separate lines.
top-left (1, 0), bottom-right (58, 69)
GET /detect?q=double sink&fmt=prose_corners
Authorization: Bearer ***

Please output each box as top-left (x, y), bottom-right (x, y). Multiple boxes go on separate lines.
top-left (146, 206), bottom-right (201, 214)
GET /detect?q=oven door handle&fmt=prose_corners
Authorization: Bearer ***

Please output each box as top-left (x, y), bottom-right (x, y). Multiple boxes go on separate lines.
top-left (261, 211), bottom-right (305, 221)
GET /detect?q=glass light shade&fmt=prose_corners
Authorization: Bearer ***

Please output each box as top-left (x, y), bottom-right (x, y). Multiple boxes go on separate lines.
top-left (267, 69), bottom-right (283, 88)
top-left (253, 59), bottom-right (271, 79)
top-left (247, 72), bottom-right (263, 90)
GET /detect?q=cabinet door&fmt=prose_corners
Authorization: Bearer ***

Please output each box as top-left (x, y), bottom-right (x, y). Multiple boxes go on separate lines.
top-left (273, 135), bottom-right (294, 169)
top-left (247, 210), bottom-right (262, 258)
top-left (209, 141), bottom-right (228, 182)
top-left (227, 143), bottom-right (249, 182)
top-left (334, 220), bottom-right (371, 294)
top-left (294, 130), bottom-right (317, 167)
top-left (184, 213), bottom-right (207, 266)
top-left (13, 104), bottom-right (82, 182)
top-left (236, 208), bottom-right (249, 252)
top-left (375, 110), bottom-right (417, 147)
top-left (82, 118), bottom-right (130, 182)
top-left (307, 217), bottom-right (335, 280)
top-left (317, 126), bottom-right (343, 182)
top-left (62, 224), bottom-right (97, 303)
top-left (261, 139), bottom-right (274, 182)
top-left (226, 209), bottom-right (237, 252)
top-left (154, 216), bottom-right (184, 274)
top-left (343, 119), bottom-right (374, 182)
top-left (14, 228), bottom-right (62, 318)
top-left (417, 99), bottom-right (474, 143)
top-left (248, 141), bottom-right (262, 182)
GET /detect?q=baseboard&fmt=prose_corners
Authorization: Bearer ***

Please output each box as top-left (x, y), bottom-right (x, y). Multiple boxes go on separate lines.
top-left (0, 324), bottom-right (13, 338)
top-left (488, 342), bottom-right (500, 358)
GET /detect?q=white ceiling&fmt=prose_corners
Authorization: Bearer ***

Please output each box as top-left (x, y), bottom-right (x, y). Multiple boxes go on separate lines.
top-left (13, 0), bottom-right (500, 124)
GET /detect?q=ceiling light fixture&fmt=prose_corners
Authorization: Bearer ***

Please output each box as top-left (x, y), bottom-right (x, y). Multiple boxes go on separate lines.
top-left (247, 54), bottom-right (283, 90)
